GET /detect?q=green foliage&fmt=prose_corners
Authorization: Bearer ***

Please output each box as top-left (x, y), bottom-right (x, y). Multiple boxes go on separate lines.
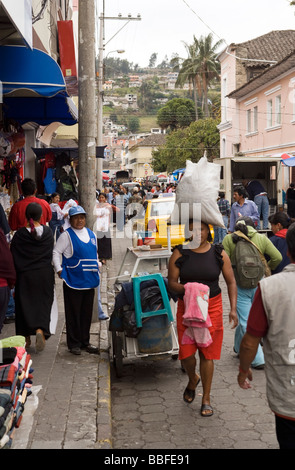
top-left (128, 116), bottom-right (140, 134)
top-left (151, 118), bottom-right (220, 172)
top-left (157, 98), bottom-right (196, 131)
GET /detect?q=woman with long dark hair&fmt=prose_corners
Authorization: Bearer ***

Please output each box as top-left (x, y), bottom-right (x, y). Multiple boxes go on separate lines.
top-left (10, 202), bottom-right (54, 351)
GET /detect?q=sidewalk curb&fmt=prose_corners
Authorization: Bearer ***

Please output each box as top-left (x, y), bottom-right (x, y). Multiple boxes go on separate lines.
top-left (97, 266), bottom-right (112, 449)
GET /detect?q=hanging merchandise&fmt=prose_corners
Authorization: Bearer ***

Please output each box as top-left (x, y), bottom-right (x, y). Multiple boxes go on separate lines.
top-left (0, 122), bottom-right (25, 158)
top-left (41, 152), bottom-right (57, 195)
top-left (171, 157), bottom-right (224, 228)
top-left (0, 336), bottom-right (34, 449)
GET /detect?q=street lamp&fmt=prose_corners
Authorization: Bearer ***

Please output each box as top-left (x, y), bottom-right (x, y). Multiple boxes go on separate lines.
top-left (96, 48), bottom-right (125, 189)
top-left (95, 7), bottom-right (141, 190)
top-left (106, 49), bottom-right (125, 58)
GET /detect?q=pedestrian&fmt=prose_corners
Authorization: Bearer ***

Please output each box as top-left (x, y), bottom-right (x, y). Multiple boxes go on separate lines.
top-left (49, 192), bottom-right (67, 241)
top-left (286, 183), bottom-right (295, 218)
top-left (228, 186), bottom-right (260, 233)
top-left (168, 220), bottom-right (238, 416)
top-left (0, 228), bottom-right (16, 334)
top-left (268, 211), bottom-right (292, 274)
top-left (214, 191), bottom-right (231, 243)
top-left (237, 222), bottom-right (295, 449)
top-left (0, 203), bottom-right (11, 241)
top-left (8, 178), bottom-right (52, 231)
top-left (97, 282), bottom-right (109, 321)
top-left (243, 179), bottom-right (269, 229)
top-left (10, 202), bottom-right (54, 351)
top-left (223, 217), bottom-right (282, 368)
top-left (94, 192), bottom-right (118, 265)
top-left (52, 205), bottom-right (100, 355)
top-left (0, 203), bottom-right (15, 324)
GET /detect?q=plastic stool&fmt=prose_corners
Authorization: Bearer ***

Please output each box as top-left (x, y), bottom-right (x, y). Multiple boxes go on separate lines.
top-left (132, 274), bottom-right (173, 327)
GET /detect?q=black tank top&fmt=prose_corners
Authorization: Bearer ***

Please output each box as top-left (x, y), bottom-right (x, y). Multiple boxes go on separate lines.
top-left (175, 244), bottom-right (223, 298)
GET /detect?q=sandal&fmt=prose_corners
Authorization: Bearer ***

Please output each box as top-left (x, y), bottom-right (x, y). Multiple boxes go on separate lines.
top-left (183, 377), bottom-right (200, 404)
top-left (200, 403), bottom-right (213, 417)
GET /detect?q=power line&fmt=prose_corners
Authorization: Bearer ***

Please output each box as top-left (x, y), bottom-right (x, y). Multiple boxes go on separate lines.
top-left (180, 0), bottom-right (225, 43)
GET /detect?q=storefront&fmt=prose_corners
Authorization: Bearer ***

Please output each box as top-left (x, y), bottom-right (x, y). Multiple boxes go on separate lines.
top-left (0, 44), bottom-right (78, 209)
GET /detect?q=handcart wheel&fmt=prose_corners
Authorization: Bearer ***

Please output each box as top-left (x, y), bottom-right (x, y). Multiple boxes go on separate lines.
top-left (112, 331), bottom-right (123, 378)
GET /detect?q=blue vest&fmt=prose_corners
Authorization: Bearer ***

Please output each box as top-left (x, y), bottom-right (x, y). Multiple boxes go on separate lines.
top-left (61, 227), bottom-right (100, 290)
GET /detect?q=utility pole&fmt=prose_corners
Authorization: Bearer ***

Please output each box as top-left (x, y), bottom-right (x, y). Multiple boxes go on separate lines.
top-left (78, 0), bottom-right (96, 230)
top-left (96, 8), bottom-right (141, 190)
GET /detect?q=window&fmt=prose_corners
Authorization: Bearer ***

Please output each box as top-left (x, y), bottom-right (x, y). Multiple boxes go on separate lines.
top-left (275, 95), bottom-right (281, 125)
top-left (267, 99), bottom-right (273, 128)
top-left (221, 77), bottom-right (227, 122)
top-left (222, 137), bottom-right (226, 158)
top-left (253, 106), bottom-right (258, 132)
top-left (246, 109), bottom-right (251, 133)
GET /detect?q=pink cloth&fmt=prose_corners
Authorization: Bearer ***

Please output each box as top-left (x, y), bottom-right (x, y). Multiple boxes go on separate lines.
top-left (182, 282), bottom-right (213, 347)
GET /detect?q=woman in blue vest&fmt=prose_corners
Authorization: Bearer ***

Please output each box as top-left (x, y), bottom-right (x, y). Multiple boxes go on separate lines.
top-left (52, 205), bottom-right (100, 355)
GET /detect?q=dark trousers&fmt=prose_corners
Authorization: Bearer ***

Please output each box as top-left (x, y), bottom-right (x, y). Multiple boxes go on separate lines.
top-left (275, 414), bottom-right (295, 449)
top-left (0, 286), bottom-right (10, 334)
top-left (63, 283), bottom-right (95, 350)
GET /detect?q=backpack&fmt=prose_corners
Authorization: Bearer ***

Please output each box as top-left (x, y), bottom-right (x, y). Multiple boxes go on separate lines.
top-left (232, 234), bottom-right (265, 289)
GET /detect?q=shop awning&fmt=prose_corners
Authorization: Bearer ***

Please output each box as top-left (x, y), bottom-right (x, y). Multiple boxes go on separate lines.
top-left (280, 153), bottom-right (295, 167)
top-left (0, 45), bottom-right (78, 125)
top-left (32, 146), bottom-right (107, 159)
top-left (3, 94), bottom-right (78, 126)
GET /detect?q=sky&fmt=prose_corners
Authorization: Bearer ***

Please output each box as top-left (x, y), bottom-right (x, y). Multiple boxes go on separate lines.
top-left (98, 0), bottom-right (295, 67)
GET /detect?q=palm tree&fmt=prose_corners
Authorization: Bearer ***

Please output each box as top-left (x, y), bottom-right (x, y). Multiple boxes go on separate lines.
top-left (195, 34), bottom-right (224, 118)
top-left (173, 33), bottom-right (223, 119)
top-left (172, 44), bottom-right (202, 120)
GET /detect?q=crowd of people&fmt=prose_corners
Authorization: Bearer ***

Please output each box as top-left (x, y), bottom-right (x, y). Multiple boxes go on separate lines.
top-left (1, 174), bottom-right (295, 448)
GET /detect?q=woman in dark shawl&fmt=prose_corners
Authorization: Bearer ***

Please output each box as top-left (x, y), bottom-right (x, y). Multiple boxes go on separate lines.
top-left (0, 229), bottom-right (16, 333)
top-left (10, 203), bottom-right (54, 351)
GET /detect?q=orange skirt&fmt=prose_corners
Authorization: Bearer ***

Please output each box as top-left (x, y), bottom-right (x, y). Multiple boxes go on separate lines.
top-left (177, 293), bottom-right (223, 361)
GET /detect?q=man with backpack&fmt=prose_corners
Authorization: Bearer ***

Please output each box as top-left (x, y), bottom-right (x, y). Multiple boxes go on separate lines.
top-left (222, 217), bottom-right (282, 369)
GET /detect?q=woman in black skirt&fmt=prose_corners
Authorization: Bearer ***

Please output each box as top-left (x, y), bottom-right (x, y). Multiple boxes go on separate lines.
top-left (94, 192), bottom-right (119, 264)
top-left (10, 203), bottom-right (54, 351)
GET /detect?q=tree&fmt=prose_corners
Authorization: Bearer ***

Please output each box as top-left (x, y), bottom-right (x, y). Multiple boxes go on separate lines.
top-left (157, 98), bottom-right (196, 131)
top-left (151, 118), bottom-right (220, 172)
top-left (195, 34), bottom-right (224, 117)
top-left (128, 116), bottom-right (140, 134)
top-left (171, 42), bottom-right (202, 120)
top-left (148, 53), bottom-right (158, 68)
top-left (172, 33), bottom-right (223, 119)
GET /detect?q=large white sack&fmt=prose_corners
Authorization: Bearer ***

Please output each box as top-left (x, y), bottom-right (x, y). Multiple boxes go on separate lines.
top-left (171, 157), bottom-right (224, 228)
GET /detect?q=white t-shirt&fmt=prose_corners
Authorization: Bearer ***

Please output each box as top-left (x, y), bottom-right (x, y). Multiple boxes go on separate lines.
top-left (52, 227), bottom-right (98, 273)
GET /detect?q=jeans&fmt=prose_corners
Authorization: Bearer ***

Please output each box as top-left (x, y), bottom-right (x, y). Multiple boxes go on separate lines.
top-left (5, 290), bottom-right (15, 318)
top-left (214, 215), bottom-right (228, 244)
top-left (254, 194), bottom-right (269, 229)
top-left (234, 286), bottom-right (265, 367)
top-left (97, 287), bottom-right (104, 317)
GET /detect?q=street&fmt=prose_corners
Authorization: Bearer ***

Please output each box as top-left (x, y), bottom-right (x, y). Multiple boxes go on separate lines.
top-left (108, 233), bottom-right (278, 450)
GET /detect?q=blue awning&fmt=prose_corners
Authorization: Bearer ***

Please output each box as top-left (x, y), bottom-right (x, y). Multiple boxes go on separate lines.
top-left (32, 146), bottom-right (107, 159)
top-left (0, 45), bottom-right (78, 125)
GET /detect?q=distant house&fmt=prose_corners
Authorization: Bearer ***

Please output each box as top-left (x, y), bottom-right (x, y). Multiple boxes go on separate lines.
top-left (128, 74), bottom-right (142, 88)
top-left (126, 134), bottom-right (166, 178)
top-left (103, 80), bottom-right (113, 90)
top-left (217, 30), bottom-right (295, 204)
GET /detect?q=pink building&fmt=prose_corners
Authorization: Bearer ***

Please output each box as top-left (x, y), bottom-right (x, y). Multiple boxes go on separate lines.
top-left (217, 31), bottom-right (295, 206)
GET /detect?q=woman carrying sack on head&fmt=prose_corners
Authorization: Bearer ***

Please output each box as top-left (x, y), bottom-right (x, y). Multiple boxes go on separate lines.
top-left (168, 219), bottom-right (238, 417)
top-left (223, 217), bottom-right (282, 369)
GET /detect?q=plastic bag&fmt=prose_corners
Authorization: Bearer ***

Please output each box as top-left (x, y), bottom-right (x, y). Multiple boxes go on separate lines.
top-left (171, 157), bottom-right (224, 228)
